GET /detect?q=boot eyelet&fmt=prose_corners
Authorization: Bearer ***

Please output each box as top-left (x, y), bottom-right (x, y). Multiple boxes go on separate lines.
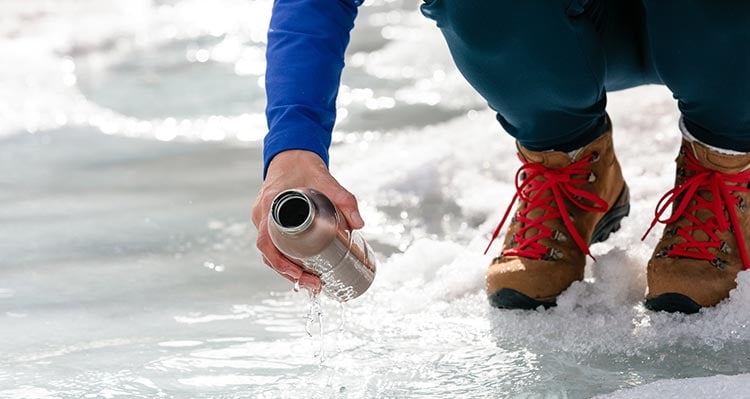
top-left (590, 152), bottom-right (600, 162)
top-left (552, 230), bottom-right (567, 242)
top-left (711, 257), bottom-right (728, 270)
top-left (542, 248), bottom-right (563, 261)
top-left (720, 241), bottom-right (732, 254)
top-left (656, 244), bottom-right (675, 258)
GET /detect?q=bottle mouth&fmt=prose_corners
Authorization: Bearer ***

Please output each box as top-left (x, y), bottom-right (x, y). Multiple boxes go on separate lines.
top-left (271, 190), bottom-right (315, 234)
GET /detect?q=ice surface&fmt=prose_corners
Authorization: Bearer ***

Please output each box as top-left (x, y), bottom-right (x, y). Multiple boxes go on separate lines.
top-left (596, 373), bottom-right (750, 399)
top-left (2, 0), bottom-right (750, 398)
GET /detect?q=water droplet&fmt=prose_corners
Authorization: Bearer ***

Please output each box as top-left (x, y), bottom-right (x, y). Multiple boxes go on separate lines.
top-left (293, 280), bottom-right (300, 293)
top-left (338, 301), bottom-right (346, 334)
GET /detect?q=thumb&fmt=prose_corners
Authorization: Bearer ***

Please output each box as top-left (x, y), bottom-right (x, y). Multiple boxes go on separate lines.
top-left (329, 186), bottom-right (365, 230)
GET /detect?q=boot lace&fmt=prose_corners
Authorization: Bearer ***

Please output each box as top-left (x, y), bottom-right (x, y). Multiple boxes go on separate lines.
top-left (484, 152), bottom-right (609, 261)
top-left (642, 146), bottom-right (750, 269)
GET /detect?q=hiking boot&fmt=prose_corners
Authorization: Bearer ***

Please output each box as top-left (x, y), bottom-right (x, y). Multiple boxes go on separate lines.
top-left (485, 123), bottom-right (630, 309)
top-left (644, 137), bottom-right (750, 314)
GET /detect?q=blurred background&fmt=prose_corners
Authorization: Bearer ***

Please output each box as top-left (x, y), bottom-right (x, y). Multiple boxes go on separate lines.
top-left (2, 1), bottom-right (750, 398)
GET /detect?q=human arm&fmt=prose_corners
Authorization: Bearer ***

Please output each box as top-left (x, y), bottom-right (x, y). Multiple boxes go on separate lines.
top-left (262, 0), bottom-right (363, 176)
top-left (253, 0), bottom-right (365, 292)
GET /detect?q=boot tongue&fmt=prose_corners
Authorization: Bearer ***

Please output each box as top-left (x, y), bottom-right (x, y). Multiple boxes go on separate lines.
top-left (515, 143), bottom-right (572, 243)
top-left (688, 140), bottom-right (750, 174)
top-left (681, 140), bottom-right (749, 251)
top-left (517, 144), bottom-right (571, 169)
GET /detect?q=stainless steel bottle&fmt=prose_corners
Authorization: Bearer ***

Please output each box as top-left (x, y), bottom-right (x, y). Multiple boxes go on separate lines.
top-left (268, 188), bottom-right (377, 302)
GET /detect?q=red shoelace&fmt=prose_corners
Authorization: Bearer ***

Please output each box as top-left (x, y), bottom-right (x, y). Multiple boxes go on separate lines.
top-left (642, 146), bottom-right (750, 269)
top-left (484, 152), bottom-right (609, 261)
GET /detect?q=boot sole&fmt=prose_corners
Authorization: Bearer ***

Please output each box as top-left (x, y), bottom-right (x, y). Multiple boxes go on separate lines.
top-left (590, 183), bottom-right (631, 245)
top-left (488, 288), bottom-right (557, 310)
top-left (488, 184), bottom-right (631, 310)
top-left (644, 293), bottom-right (702, 314)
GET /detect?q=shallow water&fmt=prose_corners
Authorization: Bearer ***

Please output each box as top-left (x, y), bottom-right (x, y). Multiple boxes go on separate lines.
top-left (2, 1), bottom-right (750, 398)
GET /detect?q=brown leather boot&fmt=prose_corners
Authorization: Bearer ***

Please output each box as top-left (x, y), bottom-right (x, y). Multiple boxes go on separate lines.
top-left (485, 125), bottom-right (630, 309)
top-left (644, 139), bottom-right (750, 314)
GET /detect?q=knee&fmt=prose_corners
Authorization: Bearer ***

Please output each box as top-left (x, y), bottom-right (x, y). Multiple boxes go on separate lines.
top-left (423, 0), bottom-right (573, 55)
top-left (684, 99), bottom-right (750, 138)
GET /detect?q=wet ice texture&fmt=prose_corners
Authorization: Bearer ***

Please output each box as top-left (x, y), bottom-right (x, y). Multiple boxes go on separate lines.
top-left (596, 373), bottom-right (750, 399)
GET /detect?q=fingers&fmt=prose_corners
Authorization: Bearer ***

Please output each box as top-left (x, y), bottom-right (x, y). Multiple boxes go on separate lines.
top-left (263, 254), bottom-right (322, 294)
top-left (251, 194), bottom-right (263, 227)
top-left (328, 186), bottom-right (365, 230)
top-left (252, 149), bottom-right (363, 296)
top-left (261, 248), bottom-right (321, 292)
top-left (257, 220), bottom-right (301, 279)
top-left (298, 273), bottom-right (322, 295)
top-left (257, 219), bottom-right (322, 292)
top-left (261, 251), bottom-right (302, 281)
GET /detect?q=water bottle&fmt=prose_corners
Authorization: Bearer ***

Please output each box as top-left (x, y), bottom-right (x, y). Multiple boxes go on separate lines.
top-left (268, 188), bottom-right (377, 302)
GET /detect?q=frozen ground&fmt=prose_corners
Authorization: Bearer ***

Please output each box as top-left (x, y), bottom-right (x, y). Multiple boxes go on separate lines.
top-left (1, 0), bottom-right (750, 398)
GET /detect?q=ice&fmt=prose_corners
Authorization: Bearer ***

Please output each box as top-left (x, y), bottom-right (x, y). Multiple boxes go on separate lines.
top-left (2, 0), bottom-right (750, 397)
top-left (597, 373), bottom-right (750, 399)
top-left (0, 0), bottom-right (271, 141)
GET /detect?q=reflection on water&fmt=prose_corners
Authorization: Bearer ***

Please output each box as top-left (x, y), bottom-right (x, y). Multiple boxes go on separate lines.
top-left (2, 0), bottom-right (750, 398)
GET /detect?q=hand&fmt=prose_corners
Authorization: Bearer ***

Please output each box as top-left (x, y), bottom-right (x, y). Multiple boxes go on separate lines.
top-left (251, 150), bottom-right (365, 294)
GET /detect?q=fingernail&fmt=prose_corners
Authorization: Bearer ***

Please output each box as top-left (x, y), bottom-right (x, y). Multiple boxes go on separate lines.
top-left (282, 268), bottom-right (303, 280)
top-left (299, 275), bottom-right (322, 294)
top-left (351, 211), bottom-right (364, 228)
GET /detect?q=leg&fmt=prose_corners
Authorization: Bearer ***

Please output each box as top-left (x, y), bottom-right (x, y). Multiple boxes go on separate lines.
top-left (642, 2), bottom-right (750, 312)
top-left (643, 1), bottom-right (750, 151)
top-left (421, 0), bottom-right (609, 151)
top-left (419, 0), bottom-right (643, 309)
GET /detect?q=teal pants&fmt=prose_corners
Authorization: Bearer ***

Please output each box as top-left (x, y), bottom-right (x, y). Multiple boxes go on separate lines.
top-left (421, 0), bottom-right (750, 151)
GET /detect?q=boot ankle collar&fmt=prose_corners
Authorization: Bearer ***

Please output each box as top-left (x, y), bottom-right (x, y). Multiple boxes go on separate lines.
top-left (686, 140), bottom-right (750, 174)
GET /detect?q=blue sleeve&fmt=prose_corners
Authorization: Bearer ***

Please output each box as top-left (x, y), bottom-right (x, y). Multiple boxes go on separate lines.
top-left (263, 0), bottom-right (363, 178)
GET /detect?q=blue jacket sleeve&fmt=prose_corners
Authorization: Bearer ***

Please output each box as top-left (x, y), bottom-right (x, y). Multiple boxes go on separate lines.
top-left (263, 0), bottom-right (363, 178)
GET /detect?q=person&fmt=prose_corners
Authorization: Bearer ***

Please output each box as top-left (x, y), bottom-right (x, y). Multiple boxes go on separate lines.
top-left (252, 0), bottom-right (750, 314)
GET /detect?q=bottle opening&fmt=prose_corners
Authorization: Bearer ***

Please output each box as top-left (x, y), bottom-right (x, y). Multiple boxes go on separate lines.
top-left (272, 191), bottom-right (314, 233)
top-left (278, 196), bottom-right (310, 228)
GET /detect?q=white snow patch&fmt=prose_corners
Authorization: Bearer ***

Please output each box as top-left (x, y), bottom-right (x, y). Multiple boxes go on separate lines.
top-left (331, 85), bottom-right (750, 358)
